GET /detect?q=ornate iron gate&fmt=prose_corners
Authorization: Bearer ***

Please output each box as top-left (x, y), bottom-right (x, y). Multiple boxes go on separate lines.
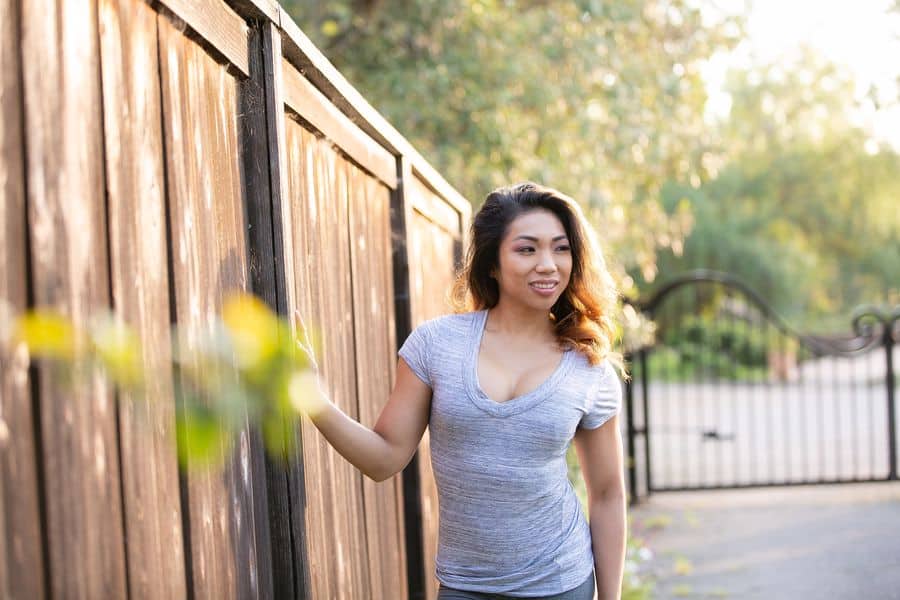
top-left (624, 271), bottom-right (898, 504)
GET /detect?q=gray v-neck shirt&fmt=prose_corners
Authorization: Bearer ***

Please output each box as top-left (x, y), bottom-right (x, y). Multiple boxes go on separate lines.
top-left (398, 309), bottom-right (622, 596)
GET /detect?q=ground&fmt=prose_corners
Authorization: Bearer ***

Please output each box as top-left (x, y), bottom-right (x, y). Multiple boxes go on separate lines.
top-left (629, 481), bottom-right (900, 599)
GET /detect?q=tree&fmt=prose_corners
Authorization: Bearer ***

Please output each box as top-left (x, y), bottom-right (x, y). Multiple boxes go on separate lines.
top-left (283, 0), bottom-right (743, 292)
top-left (643, 50), bottom-right (900, 330)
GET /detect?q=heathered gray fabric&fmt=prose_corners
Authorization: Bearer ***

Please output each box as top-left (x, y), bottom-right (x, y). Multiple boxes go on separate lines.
top-left (398, 309), bottom-right (622, 597)
top-left (438, 571), bottom-right (596, 599)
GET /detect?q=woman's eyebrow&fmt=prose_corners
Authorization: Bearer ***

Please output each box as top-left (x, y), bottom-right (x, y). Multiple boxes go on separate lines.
top-left (512, 235), bottom-right (568, 242)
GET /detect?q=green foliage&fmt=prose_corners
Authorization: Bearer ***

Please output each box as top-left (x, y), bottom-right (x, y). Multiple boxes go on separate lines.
top-left (646, 313), bottom-right (772, 381)
top-left (641, 51), bottom-right (900, 331)
top-left (283, 0), bottom-right (744, 292)
top-left (7, 294), bottom-right (321, 469)
top-left (283, 2), bottom-right (896, 332)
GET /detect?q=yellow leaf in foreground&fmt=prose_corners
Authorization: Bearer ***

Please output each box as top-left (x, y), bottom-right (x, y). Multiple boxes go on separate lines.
top-left (15, 311), bottom-right (77, 360)
top-left (222, 293), bottom-right (280, 373)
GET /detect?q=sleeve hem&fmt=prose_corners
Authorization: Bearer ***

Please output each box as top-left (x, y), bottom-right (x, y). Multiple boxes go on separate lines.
top-left (578, 406), bottom-right (619, 430)
top-left (398, 351), bottom-right (432, 388)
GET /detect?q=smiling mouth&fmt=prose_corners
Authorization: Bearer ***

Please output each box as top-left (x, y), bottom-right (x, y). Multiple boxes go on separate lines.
top-left (529, 281), bottom-right (558, 290)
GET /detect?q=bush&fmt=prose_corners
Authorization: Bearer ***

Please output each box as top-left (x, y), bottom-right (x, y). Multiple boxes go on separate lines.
top-left (650, 314), bottom-right (771, 381)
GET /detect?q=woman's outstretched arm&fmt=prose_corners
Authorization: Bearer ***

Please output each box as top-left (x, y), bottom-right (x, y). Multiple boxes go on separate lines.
top-left (574, 414), bottom-right (627, 600)
top-left (302, 357), bottom-right (433, 482)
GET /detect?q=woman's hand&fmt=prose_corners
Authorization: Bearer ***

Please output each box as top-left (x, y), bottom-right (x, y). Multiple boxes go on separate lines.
top-left (290, 309), bottom-right (329, 417)
top-left (288, 309), bottom-right (433, 482)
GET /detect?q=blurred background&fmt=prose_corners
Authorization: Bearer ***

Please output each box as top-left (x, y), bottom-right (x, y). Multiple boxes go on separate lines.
top-left (285, 0), bottom-right (900, 332)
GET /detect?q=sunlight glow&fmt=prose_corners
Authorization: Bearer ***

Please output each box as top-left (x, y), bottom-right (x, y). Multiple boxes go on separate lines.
top-left (702, 0), bottom-right (900, 149)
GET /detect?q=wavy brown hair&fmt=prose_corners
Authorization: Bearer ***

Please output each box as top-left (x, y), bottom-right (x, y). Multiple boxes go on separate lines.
top-left (451, 182), bottom-right (623, 369)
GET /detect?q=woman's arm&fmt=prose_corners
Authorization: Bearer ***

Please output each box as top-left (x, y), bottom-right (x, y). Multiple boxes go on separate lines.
top-left (301, 357), bottom-right (433, 482)
top-left (574, 414), bottom-right (627, 600)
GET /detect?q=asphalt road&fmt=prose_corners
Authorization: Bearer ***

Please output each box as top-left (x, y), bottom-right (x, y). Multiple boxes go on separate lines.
top-left (629, 481), bottom-right (900, 599)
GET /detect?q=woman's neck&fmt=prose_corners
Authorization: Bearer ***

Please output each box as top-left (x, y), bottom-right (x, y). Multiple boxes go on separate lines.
top-left (485, 300), bottom-right (555, 341)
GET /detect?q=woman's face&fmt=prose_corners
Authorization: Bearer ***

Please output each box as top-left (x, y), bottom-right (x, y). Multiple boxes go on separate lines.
top-left (494, 209), bottom-right (573, 311)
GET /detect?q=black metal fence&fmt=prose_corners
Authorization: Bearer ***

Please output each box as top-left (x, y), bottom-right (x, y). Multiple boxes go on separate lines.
top-left (624, 270), bottom-right (899, 503)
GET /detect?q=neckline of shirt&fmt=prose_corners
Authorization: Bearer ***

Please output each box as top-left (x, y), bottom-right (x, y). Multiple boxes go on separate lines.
top-left (464, 308), bottom-right (575, 417)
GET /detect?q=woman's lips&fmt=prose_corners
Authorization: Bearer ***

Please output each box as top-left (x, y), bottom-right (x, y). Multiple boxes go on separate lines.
top-left (529, 281), bottom-right (558, 296)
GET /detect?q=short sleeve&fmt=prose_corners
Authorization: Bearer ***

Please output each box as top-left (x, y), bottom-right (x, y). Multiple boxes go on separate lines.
top-left (579, 361), bottom-right (622, 429)
top-left (398, 320), bottom-right (433, 387)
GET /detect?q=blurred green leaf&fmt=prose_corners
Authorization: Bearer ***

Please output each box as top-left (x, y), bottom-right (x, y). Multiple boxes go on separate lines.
top-left (89, 315), bottom-right (144, 389)
top-left (261, 409), bottom-right (300, 462)
top-left (175, 390), bottom-right (232, 469)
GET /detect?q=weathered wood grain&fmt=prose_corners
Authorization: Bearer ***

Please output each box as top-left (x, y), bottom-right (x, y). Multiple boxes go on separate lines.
top-left (158, 14), bottom-right (264, 599)
top-left (349, 165), bottom-right (409, 600)
top-left (7, 1), bottom-right (473, 597)
top-left (400, 160), bottom-right (467, 600)
top-left (283, 120), bottom-right (374, 598)
top-left (281, 58), bottom-right (397, 189)
top-left (410, 207), bottom-right (456, 600)
top-left (260, 20), bottom-right (313, 599)
top-left (21, 0), bottom-right (128, 596)
top-left (289, 121), bottom-right (335, 599)
top-left (281, 109), bottom-right (317, 600)
top-left (158, 0), bottom-right (250, 77)
top-left (98, 1), bottom-right (188, 597)
top-left (0, 0), bottom-right (45, 597)
top-left (410, 172), bottom-right (462, 241)
top-left (391, 158), bottom-right (425, 600)
top-left (237, 21), bottom-right (288, 600)
top-left (226, 0), bottom-right (280, 23)
top-left (368, 169), bottom-right (409, 595)
top-left (317, 141), bottom-right (369, 598)
top-left (409, 217), bottom-right (456, 320)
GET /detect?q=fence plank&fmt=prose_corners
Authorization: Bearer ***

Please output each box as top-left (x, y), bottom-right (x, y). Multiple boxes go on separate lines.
top-left (0, 0), bottom-right (45, 597)
top-left (282, 115), bottom-right (319, 599)
top-left (98, 1), bottom-right (189, 597)
top-left (238, 22), bottom-right (292, 600)
top-left (405, 174), bottom-right (462, 600)
top-left (326, 149), bottom-right (371, 597)
top-left (380, 172), bottom-right (410, 599)
top-left (228, 0), bottom-right (280, 23)
top-left (158, 14), bottom-right (263, 599)
top-left (21, 0), bottom-right (128, 596)
top-left (349, 165), bottom-right (409, 600)
top-left (262, 21), bottom-right (313, 599)
top-left (300, 123), bottom-right (337, 599)
top-left (281, 58), bottom-right (397, 189)
top-left (410, 174), bottom-right (462, 240)
top-left (284, 121), bottom-right (372, 598)
top-left (158, 0), bottom-right (250, 76)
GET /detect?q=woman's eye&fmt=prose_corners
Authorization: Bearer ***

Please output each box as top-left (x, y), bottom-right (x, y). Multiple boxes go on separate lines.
top-left (556, 245), bottom-right (570, 252)
top-left (517, 247), bottom-right (534, 253)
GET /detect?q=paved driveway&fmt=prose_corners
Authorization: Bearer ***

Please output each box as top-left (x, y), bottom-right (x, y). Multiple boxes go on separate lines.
top-left (628, 481), bottom-right (900, 599)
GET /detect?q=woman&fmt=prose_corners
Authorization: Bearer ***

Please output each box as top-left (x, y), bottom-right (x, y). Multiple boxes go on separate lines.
top-left (300, 182), bottom-right (627, 600)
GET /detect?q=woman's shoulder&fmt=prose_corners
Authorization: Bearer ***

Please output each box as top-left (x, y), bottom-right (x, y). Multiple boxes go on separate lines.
top-left (569, 350), bottom-right (618, 380)
top-left (418, 310), bottom-right (480, 338)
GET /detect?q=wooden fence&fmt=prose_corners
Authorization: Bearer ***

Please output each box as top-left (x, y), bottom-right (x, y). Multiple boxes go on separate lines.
top-left (0, 0), bottom-right (470, 598)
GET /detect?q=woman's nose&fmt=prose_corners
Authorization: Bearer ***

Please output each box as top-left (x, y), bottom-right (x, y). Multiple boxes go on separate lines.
top-left (535, 250), bottom-right (557, 272)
